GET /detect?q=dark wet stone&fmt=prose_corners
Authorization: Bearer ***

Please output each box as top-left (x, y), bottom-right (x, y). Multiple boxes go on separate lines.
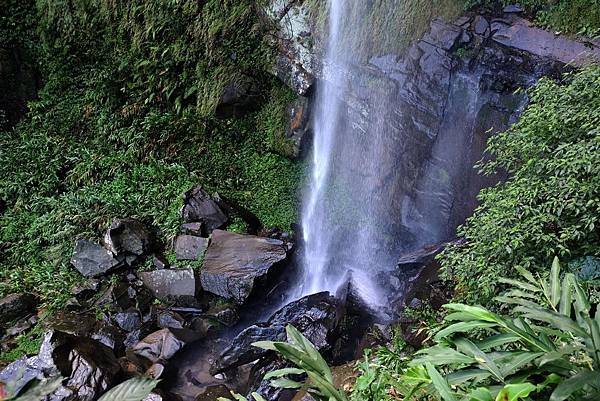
top-left (503, 4), bottom-right (523, 13)
top-left (104, 218), bottom-right (153, 258)
top-left (37, 330), bottom-right (121, 401)
top-left (200, 230), bottom-right (287, 304)
top-left (91, 323), bottom-right (126, 355)
top-left (152, 254), bottom-right (169, 270)
top-left (213, 192), bottom-right (263, 235)
top-left (205, 303), bottom-right (239, 327)
top-left (0, 293), bottom-right (36, 324)
top-left (139, 268), bottom-right (198, 306)
top-left (181, 186), bottom-right (228, 232)
top-left (44, 312), bottom-right (97, 337)
top-left (174, 235), bottom-right (209, 261)
top-left (71, 279), bottom-right (101, 301)
top-left (215, 76), bottom-right (260, 119)
top-left (214, 292), bottom-right (341, 373)
top-left (156, 309), bottom-right (185, 330)
top-left (112, 309), bottom-right (142, 332)
top-left (473, 15), bottom-right (489, 36)
top-left (194, 385), bottom-right (232, 401)
top-left (70, 239), bottom-right (122, 277)
top-left (0, 356), bottom-right (44, 396)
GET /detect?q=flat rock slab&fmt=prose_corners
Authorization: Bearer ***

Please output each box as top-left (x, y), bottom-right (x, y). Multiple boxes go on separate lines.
top-left (0, 293), bottom-right (36, 323)
top-left (139, 268), bottom-right (197, 305)
top-left (492, 17), bottom-right (600, 66)
top-left (174, 235), bottom-right (209, 261)
top-left (200, 230), bottom-right (287, 304)
top-left (71, 239), bottom-right (122, 277)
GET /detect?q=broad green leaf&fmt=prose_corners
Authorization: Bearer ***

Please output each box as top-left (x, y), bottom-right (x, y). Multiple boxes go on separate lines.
top-left (515, 266), bottom-right (538, 286)
top-left (251, 392), bottom-right (267, 401)
top-left (498, 278), bottom-right (540, 294)
top-left (435, 321), bottom-right (497, 341)
top-left (495, 382), bottom-right (536, 401)
top-left (569, 274), bottom-right (591, 316)
top-left (446, 369), bottom-right (491, 386)
top-left (264, 368), bottom-right (305, 380)
top-left (269, 378), bottom-right (304, 389)
top-left (495, 352), bottom-right (543, 377)
top-left (97, 377), bottom-right (159, 401)
top-left (305, 371), bottom-right (348, 401)
top-left (11, 377), bottom-right (63, 401)
top-left (468, 387), bottom-right (494, 401)
top-left (495, 295), bottom-right (541, 310)
top-left (412, 346), bottom-right (475, 366)
top-left (515, 306), bottom-right (588, 338)
top-left (252, 341), bottom-right (279, 351)
top-left (559, 276), bottom-right (572, 317)
top-left (286, 325), bottom-right (332, 382)
top-left (444, 304), bottom-right (498, 323)
top-left (425, 362), bottom-right (457, 401)
top-left (476, 334), bottom-right (521, 351)
top-left (454, 338), bottom-right (504, 382)
top-left (550, 370), bottom-right (600, 401)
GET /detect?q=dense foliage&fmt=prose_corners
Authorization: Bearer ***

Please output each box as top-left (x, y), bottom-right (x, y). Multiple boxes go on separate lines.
top-left (464, 0), bottom-right (600, 37)
top-left (0, 0), bottom-right (302, 311)
top-left (440, 66), bottom-right (600, 304)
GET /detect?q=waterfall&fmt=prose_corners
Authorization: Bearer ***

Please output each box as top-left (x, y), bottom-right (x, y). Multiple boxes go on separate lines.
top-left (298, 0), bottom-right (396, 308)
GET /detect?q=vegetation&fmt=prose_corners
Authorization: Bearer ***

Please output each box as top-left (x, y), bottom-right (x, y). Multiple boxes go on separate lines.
top-left (440, 66), bottom-right (600, 304)
top-left (464, 0), bottom-right (600, 37)
top-left (0, 0), bottom-right (302, 312)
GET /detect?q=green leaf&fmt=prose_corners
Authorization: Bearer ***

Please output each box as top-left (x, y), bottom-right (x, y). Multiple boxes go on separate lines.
top-left (454, 338), bottom-right (504, 382)
top-left (476, 334), bottom-right (521, 351)
top-left (495, 382), bottom-right (536, 401)
top-left (444, 304), bottom-right (499, 323)
top-left (425, 362), bottom-right (457, 401)
top-left (435, 321), bottom-right (497, 341)
top-left (97, 377), bottom-right (159, 401)
top-left (269, 378), bottom-right (304, 389)
top-left (468, 387), bottom-right (494, 401)
top-left (250, 392), bottom-right (267, 401)
top-left (495, 352), bottom-right (543, 377)
top-left (515, 306), bottom-right (588, 338)
top-left (446, 369), bottom-right (491, 386)
top-left (550, 370), bottom-right (600, 401)
top-left (559, 275), bottom-right (573, 316)
top-left (252, 341), bottom-right (279, 351)
top-left (550, 257), bottom-right (561, 308)
top-left (264, 368), bottom-right (305, 380)
top-left (412, 346), bottom-right (475, 366)
top-left (11, 377), bottom-right (63, 401)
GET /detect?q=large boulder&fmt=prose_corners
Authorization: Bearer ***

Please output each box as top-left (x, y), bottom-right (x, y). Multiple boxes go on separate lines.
top-left (103, 218), bottom-right (153, 259)
top-left (214, 292), bottom-right (341, 373)
top-left (36, 330), bottom-right (121, 401)
top-left (70, 239), bottom-right (122, 278)
top-left (181, 187), bottom-right (228, 233)
top-left (200, 230), bottom-right (287, 304)
top-left (139, 268), bottom-right (198, 306)
top-left (0, 293), bottom-right (36, 324)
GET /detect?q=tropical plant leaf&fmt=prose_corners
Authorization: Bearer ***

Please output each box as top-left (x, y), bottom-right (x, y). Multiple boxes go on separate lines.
top-left (412, 346), bottom-right (475, 366)
top-left (476, 334), bottom-right (521, 351)
top-left (444, 304), bottom-right (499, 323)
top-left (269, 378), bottom-right (304, 389)
top-left (515, 306), bottom-right (588, 338)
top-left (494, 382), bottom-right (536, 401)
top-left (425, 362), bottom-right (457, 401)
top-left (454, 338), bottom-right (504, 382)
top-left (11, 377), bottom-right (63, 401)
top-left (550, 257), bottom-right (561, 308)
top-left (97, 376), bottom-right (159, 401)
top-left (468, 387), bottom-right (494, 401)
top-left (549, 370), bottom-right (600, 401)
top-left (435, 321), bottom-right (497, 341)
top-left (264, 368), bottom-right (305, 380)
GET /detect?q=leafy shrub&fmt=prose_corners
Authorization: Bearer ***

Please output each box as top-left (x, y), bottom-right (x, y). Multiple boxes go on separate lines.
top-left (354, 258), bottom-right (600, 401)
top-left (463, 0), bottom-right (600, 37)
top-left (440, 66), bottom-right (600, 304)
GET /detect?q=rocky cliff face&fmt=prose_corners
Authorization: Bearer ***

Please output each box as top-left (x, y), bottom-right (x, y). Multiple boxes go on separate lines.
top-left (267, 3), bottom-right (600, 255)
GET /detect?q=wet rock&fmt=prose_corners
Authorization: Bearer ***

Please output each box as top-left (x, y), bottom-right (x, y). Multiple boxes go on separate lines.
top-left (129, 328), bottom-right (187, 367)
top-left (215, 77), bottom-right (260, 119)
top-left (70, 239), bottom-right (122, 277)
top-left (144, 389), bottom-right (183, 401)
top-left (71, 279), bottom-right (101, 301)
top-left (213, 192), bottom-right (263, 235)
top-left (156, 309), bottom-right (185, 330)
top-left (152, 254), bottom-right (169, 270)
top-left (205, 303), bottom-right (239, 327)
top-left (503, 4), bottom-right (523, 13)
top-left (0, 356), bottom-right (44, 396)
top-left (181, 186), bottom-right (228, 232)
top-left (0, 293), bottom-right (36, 324)
top-left (195, 385), bottom-right (234, 401)
top-left (112, 309), bottom-right (142, 332)
top-left (104, 218), bottom-right (153, 259)
top-left (92, 323), bottom-right (126, 355)
top-left (492, 16), bottom-right (600, 66)
top-left (174, 235), bottom-right (209, 261)
top-left (215, 292), bottom-right (341, 373)
top-left (472, 15), bottom-right (489, 36)
top-left (139, 268), bottom-right (198, 306)
top-left (286, 96), bottom-right (312, 158)
top-left (37, 330), bottom-right (121, 401)
top-left (201, 230), bottom-right (287, 304)
top-left (44, 312), bottom-right (97, 338)
top-left (422, 18), bottom-right (462, 51)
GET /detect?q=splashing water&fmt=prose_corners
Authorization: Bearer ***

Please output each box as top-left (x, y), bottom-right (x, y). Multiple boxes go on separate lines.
top-left (298, 0), bottom-right (398, 308)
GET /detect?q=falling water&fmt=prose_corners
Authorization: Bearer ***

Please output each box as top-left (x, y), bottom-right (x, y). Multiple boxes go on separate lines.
top-left (299, 0), bottom-right (400, 308)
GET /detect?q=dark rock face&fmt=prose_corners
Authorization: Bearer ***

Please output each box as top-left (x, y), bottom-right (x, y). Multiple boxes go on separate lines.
top-left (0, 293), bottom-right (36, 324)
top-left (139, 268), bottom-right (198, 306)
top-left (200, 230), bottom-right (287, 304)
top-left (215, 77), bottom-right (260, 119)
top-left (104, 218), bottom-right (153, 258)
top-left (212, 193), bottom-right (263, 235)
top-left (70, 239), bottom-right (122, 277)
top-left (215, 292), bottom-right (341, 373)
top-left (286, 96), bottom-right (312, 159)
top-left (38, 330), bottom-right (121, 401)
top-left (181, 187), bottom-right (228, 233)
top-left (129, 328), bottom-right (187, 367)
top-left (175, 235), bottom-right (209, 261)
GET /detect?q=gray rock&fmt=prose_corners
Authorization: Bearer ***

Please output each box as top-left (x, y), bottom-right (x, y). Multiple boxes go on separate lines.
top-left (156, 309), bottom-right (185, 330)
top-left (0, 293), bottom-right (36, 324)
top-left (0, 356), bottom-right (44, 396)
top-left (112, 309), bottom-right (142, 332)
top-left (103, 218), bottom-right (153, 258)
top-left (214, 292), bottom-right (341, 373)
top-left (200, 230), bottom-right (287, 304)
top-left (473, 15), bottom-right (490, 36)
top-left (492, 17), bottom-right (600, 66)
top-left (37, 330), bottom-right (120, 401)
top-left (181, 186), bottom-right (228, 232)
top-left (139, 268), bottom-right (197, 305)
top-left (174, 235), bottom-right (209, 261)
top-left (130, 328), bottom-right (187, 366)
top-left (503, 4), bottom-right (523, 13)
top-left (70, 239), bottom-right (122, 277)
top-left (180, 222), bottom-right (204, 236)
